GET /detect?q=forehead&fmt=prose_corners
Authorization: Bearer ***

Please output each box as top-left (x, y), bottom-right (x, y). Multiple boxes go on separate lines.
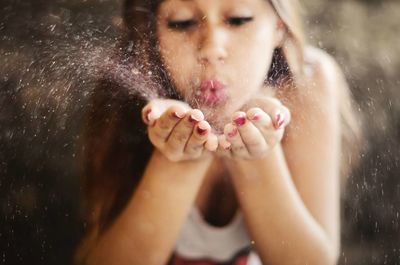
top-left (159, 0), bottom-right (267, 8)
top-left (158, 0), bottom-right (273, 16)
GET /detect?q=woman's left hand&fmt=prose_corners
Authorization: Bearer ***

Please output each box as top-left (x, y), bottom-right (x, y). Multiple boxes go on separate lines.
top-left (217, 97), bottom-right (291, 160)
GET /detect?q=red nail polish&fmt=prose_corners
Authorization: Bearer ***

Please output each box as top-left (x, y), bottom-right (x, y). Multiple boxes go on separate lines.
top-left (197, 126), bottom-right (208, 135)
top-left (277, 119), bottom-right (285, 128)
top-left (250, 113), bottom-right (260, 121)
top-left (228, 127), bottom-right (238, 138)
top-left (233, 115), bottom-right (246, 126)
top-left (275, 113), bottom-right (284, 129)
top-left (276, 113), bottom-right (281, 123)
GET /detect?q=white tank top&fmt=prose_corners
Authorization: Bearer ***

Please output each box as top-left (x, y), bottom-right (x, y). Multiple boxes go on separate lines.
top-left (172, 207), bottom-right (263, 265)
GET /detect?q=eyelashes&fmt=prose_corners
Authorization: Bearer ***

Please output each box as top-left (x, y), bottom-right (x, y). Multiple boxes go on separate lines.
top-left (167, 19), bottom-right (197, 30)
top-left (167, 16), bottom-right (254, 30)
top-left (226, 16), bottom-right (253, 26)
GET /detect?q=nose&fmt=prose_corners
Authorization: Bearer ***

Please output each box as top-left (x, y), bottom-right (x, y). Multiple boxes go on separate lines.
top-left (197, 24), bottom-right (228, 65)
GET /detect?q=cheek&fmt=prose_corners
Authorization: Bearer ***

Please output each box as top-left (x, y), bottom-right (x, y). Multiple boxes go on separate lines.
top-left (158, 34), bottom-right (196, 89)
top-left (232, 28), bottom-right (275, 88)
top-left (251, 25), bottom-right (276, 65)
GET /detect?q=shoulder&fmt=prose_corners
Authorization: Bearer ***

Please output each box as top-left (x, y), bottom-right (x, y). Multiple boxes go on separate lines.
top-left (282, 46), bottom-right (345, 141)
top-left (283, 46), bottom-right (347, 114)
top-left (302, 46), bottom-right (348, 100)
top-left (303, 45), bottom-right (341, 73)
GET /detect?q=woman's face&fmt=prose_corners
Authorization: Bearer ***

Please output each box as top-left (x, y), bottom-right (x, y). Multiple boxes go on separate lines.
top-left (156, 0), bottom-right (282, 122)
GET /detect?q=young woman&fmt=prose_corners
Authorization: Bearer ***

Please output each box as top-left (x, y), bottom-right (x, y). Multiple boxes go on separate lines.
top-left (75, 0), bottom-right (361, 264)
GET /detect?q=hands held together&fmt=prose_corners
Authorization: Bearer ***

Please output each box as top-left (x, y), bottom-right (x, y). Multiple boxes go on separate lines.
top-left (141, 98), bottom-right (291, 162)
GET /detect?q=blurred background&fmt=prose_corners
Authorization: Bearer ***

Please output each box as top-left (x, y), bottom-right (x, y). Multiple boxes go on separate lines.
top-left (0, 0), bottom-right (399, 264)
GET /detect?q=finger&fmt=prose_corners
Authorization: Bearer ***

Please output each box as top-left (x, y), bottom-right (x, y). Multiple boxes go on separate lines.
top-left (148, 106), bottom-right (186, 146)
top-left (255, 97), bottom-right (290, 129)
top-left (224, 123), bottom-right (249, 159)
top-left (246, 107), bottom-right (273, 129)
top-left (217, 135), bottom-right (232, 158)
top-left (247, 108), bottom-right (283, 147)
top-left (232, 111), bottom-right (267, 157)
top-left (142, 99), bottom-right (191, 125)
top-left (184, 120), bottom-right (211, 157)
top-left (165, 109), bottom-right (204, 157)
top-left (142, 103), bottom-right (163, 125)
top-left (205, 133), bottom-right (218, 152)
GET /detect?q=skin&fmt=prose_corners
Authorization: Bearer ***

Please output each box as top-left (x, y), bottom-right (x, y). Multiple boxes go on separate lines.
top-left (85, 0), bottom-right (344, 264)
top-left (149, 0), bottom-right (288, 160)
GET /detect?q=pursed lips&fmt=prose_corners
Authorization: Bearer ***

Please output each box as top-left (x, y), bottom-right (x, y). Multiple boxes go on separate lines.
top-left (197, 79), bottom-right (228, 106)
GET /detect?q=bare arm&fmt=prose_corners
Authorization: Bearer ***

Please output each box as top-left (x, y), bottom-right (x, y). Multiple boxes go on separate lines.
top-left (220, 52), bottom-right (344, 265)
top-left (85, 101), bottom-right (218, 265)
top-left (226, 142), bottom-right (339, 265)
top-left (86, 150), bottom-right (212, 265)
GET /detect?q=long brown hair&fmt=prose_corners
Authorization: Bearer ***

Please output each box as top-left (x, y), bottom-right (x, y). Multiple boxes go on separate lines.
top-left (74, 0), bottom-right (361, 263)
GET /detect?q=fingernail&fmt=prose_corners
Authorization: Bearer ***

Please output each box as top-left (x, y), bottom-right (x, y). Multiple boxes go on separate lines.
top-left (227, 127), bottom-right (238, 138)
top-left (144, 109), bottom-right (152, 124)
top-left (233, 115), bottom-right (246, 126)
top-left (189, 115), bottom-right (201, 123)
top-left (172, 111), bottom-right (185, 119)
top-left (275, 112), bottom-right (285, 129)
top-left (197, 126), bottom-right (208, 135)
top-left (249, 113), bottom-right (260, 121)
top-left (277, 119), bottom-right (285, 128)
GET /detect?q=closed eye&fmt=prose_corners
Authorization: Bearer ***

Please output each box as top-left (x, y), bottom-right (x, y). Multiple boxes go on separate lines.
top-left (167, 19), bottom-right (197, 30)
top-left (227, 16), bottom-right (253, 26)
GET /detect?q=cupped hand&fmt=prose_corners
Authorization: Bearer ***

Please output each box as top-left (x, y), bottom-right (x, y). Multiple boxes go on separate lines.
top-left (217, 97), bottom-right (291, 160)
top-left (142, 99), bottom-right (218, 162)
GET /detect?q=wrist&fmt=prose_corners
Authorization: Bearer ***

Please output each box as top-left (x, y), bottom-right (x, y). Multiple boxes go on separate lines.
top-left (153, 149), bottom-right (213, 171)
top-left (223, 144), bottom-right (284, 182)
top-left (155, 148), bottom-right (213, 163)
top-left (227, 143), bottom-right (281, 163)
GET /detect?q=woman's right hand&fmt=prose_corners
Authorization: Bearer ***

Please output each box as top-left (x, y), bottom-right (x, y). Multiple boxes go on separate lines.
top-left (141, 99), bottom-right (218, 162)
